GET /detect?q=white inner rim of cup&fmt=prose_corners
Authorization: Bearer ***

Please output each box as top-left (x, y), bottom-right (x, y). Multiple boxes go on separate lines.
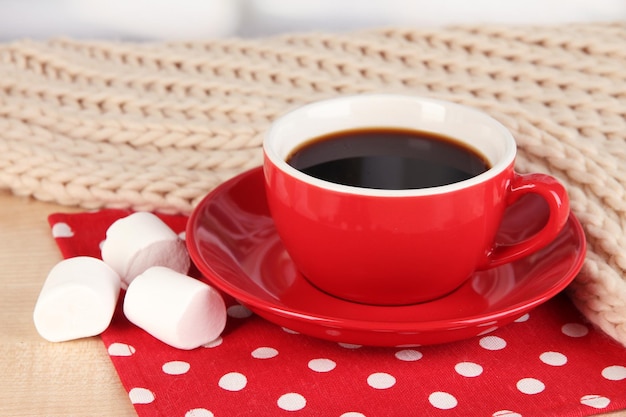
top-left (264, 94), bottom-right (516, 197)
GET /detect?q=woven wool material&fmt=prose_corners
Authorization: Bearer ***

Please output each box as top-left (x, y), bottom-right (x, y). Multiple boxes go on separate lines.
top-left (1, 23), bottom-right (625, 347)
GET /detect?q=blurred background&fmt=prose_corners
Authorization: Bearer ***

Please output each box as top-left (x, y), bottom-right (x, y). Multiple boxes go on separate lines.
top-left (0, 0), bottom-right (624, 41)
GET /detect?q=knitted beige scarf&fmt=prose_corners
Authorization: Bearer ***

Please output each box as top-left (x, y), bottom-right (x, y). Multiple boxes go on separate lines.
top-left (1, 23), bottom-right (624, 347)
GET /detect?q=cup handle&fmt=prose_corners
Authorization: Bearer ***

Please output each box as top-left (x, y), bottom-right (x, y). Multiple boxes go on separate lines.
top-left (486, 173), bottom-right (570, 268)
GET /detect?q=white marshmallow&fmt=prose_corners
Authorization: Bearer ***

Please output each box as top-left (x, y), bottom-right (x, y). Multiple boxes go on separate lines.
top-left (101, 212), bottom-right (190, 286)
top-left (123, 266), bottom-right (227, 350)
top-left (33, 256), bottom-right (121, 342)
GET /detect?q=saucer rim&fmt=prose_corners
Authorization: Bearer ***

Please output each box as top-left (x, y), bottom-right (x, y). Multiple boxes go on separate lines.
top-left (187, 166), bottom-right (586, 333)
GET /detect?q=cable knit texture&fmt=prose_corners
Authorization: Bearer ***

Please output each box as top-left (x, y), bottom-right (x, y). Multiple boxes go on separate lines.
top-left (1, 24), bottom-right (624, 346)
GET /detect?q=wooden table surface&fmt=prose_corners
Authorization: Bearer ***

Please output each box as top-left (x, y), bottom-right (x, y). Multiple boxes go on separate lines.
top-left (0, 189), bottom-right (623, 417)
top-left (0, 190), bottom-right (135, 417)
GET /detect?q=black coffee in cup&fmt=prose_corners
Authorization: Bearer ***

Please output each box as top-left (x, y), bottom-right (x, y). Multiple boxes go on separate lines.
top-left (287, 128), bottom-right (490, 189)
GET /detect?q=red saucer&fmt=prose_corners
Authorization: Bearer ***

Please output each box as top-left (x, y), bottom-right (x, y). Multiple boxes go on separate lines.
top-left (186, 167), bottom-right (586, 346)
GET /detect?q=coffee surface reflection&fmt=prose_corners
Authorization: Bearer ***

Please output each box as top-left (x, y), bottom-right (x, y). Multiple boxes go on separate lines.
top-left (287, 128), bottom-right (490, 189)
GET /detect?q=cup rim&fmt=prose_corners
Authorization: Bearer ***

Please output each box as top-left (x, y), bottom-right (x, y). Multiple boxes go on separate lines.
top-left (264, 94), bottom-right (516, 197)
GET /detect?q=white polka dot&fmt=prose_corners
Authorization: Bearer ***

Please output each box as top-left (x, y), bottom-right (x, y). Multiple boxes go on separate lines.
top-left (129, 387), bottom-right (155, 404)
top-left (162, 361), bottom-right (190, 375)
top-left (492, 410), bottom-right (522, 417)
top-left (602, 365), bottom-right (626, 381)
top-left (516, 378), bottom-right (545, 394)
top-left (202, 337), bottom-right (223, 348)
top-left (580, 394), bottom-right (611, 409)
top-left (252, 347), bottom-right (278, 359)
top-left (218, 372), bottom-right (247, 391)
top-left (539, 351), bottom-right (568, 366)
top-left (428, 392), bottom-right (458, 410)
top-left (277, 393), bottom-right (306, 411)
top-left (99, 240), bottom-right (106, 251)
top-left (178, 231), bottom-right (187, 241)
top-left (338, 342), bottom-right (362, 349)
top-left (455, 362), bottom-right (483, 377)
top-left (308, 358), bottom-right (336, 372)
top-left (227, 304), bottom-right (253, 318)
top-left (52, 222), bottom-right (74, 238)
top-left (479, 336), bottom-right (507, 350)
top-left (367, 373), bottom-right (396, 389)
top-left (282, 327), bottom-right (299, 334)
top-left (185, 408), bottom-right (215, 417)
top-left (395, 349), bottom-right (423, 362)
top-left (477, 326), bottom-right (499, 336)
top-left (107, 342), bottom-right (136, 356)
top-left (562, 323), bottom-right (589, 337)
top-left (341, 413), bottom-right (366, 417)
top-left (514, 313), bottom-right (530, 323)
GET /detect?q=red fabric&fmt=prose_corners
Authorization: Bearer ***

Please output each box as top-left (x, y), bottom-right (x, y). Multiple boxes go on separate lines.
top-left (48, 209), bottom-right (626, 417)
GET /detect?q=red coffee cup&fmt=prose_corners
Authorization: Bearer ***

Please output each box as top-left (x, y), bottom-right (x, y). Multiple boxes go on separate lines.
top-left (263, 94), bottom-right (569, 306)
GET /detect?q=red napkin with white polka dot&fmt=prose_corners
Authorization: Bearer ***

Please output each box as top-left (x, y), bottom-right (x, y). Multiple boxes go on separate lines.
top-left (49, 209), bottom-right (626, 417)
